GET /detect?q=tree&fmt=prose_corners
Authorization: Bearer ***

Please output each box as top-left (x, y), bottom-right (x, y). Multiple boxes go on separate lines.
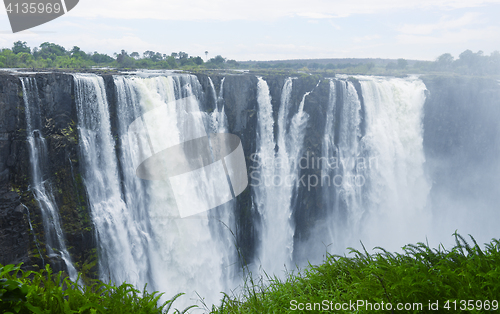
top-left (17, 52), bottom-right (34, 66)
top-left (166, 56), bottom-right (177, 68)
top-left (116, 50), bottom-right (135, 68)
top-left (71, 46), bottom-right (88, 60)
top-left (177, 51), bottom-right (188, 60)
top-left (130, 52), bottom-right (140, 59)
top-left (1, 49), bottom-right (18, 67)
top-left (35, 42), bottom-right (67, 60)
top-left (143, 51), bottom-right (163, 62)
top-left (490, 51), bottom-right (500, 75)
top-left (308, 62), bottom-right (320, 70)
top-left (143, 51), bottom-right (155, 59)
top-left (152, 52), bottom-right (163, 62)
top-left (92, 52), bottom-right (114, 64)
top-left (385, 62), bottom-right (397, 70)
top-left (436, 53), bottom-right (454, 70)
top-left (54, 55), bottom-right (71, 68)
top-left (397, 58), bottom-right (408, 69)
top-left (193, 56), bottom-right (203, 65)
top-left (12, 41), bottom-right (30, 54)
top-left (211, 55), bottom-right (225, 65)
top-left (205, 51), bottom-right (208, 61)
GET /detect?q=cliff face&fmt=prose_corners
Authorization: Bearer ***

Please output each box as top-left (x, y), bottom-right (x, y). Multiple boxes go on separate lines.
top-left (0, 71), bottom-right (498, 275)
top-left (0, 73), bottom-right (27, 266)
top-left (0, 72), bottom-right (271, 272)
top-left (0, 72), bottom-right (93, 273)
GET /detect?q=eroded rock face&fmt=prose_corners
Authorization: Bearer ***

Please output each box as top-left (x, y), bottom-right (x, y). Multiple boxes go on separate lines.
top-left (1, 71), bottom-right (499, 276)
top-left (0, 192), bottom-right (28, 265)
top-left (0, 72), bottom-right (94, 273)
top-left (0, 73), bottom-right (28, 266)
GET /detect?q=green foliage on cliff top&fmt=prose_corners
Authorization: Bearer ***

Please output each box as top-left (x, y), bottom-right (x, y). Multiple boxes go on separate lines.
top-left (0, 41), bottom-right (240, 71)
top-left (211, 233), bottom-right (500, 313)
top-left (0, 264), bottom-right (194, 314)
top-left (2, 41), bottom-right (498, 76)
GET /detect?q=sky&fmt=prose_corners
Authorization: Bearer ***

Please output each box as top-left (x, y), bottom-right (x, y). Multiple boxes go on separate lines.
top-left (0, 0), bottom-right (499, 61)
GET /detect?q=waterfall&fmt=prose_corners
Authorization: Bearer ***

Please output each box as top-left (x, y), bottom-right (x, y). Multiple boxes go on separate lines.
top-left (24, 71), bottom-right (433, 307)
top-left (205, 76), bottom-right (237, 289)
top-left (21, 77), bottom-right (78, 281)
top-left (253, 77), bottom-right (311, 277)
top-left (209, 77), bottom-right (227, 133)
top-left (320, 79), bottom-right (338, 247)
top-left (74, 73), bottom-right (236, 309)
top-left (23, 204), bottom-right (45, 267)
top-left (306, 76), bottom-right (430, 256)
top-left (73, 73), bottom-right (136, 288)
top-left (357, 76), bottom-right (430, 250)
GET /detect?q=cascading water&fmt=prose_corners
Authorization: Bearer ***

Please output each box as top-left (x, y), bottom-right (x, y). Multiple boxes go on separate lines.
top-left (29, 71), bottom-right (434, 309)
top-left (357, 76), bottom-right (430, 250)
top-left (23, 203), bottom-right (45, 267)
top-left (302, 75), bottom-right (430, 258)
top-left (320, 78), bottom-right (365, 255)
top-left (21, 77), bottom-right (78, 281)
top-left (209, 77), bottom-right (228, 133)
top-left (73, 74), bottom-right (137, 288)
top-left (74, 73), bottom-right (237, 309)
top-left (205, 76), bottom-right (238, 290)
top-left (253, 77), bottom-right (312, 277)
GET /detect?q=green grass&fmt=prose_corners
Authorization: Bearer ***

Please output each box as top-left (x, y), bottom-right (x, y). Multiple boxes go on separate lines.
top-left (211, 232), bottom-right (500, 313)
top-left (3, 233), bottom-right (499, 313)
top-left (0, 264), bottom-right (194, 314)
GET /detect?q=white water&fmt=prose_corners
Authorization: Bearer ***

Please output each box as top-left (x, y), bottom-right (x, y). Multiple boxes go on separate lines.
top-left (75, 73), bottom-right (237, 309)
top-left (209, 77), bottom-right (228, 133)
top-left (330, 79), bottom-right (364, 252)
top-left (21, 77), bottom-right (78, 281)
top-left (357, 76), bottom-right (431, 251)
top-left (253, 77), bottom-right (312, 277)
top-left (49, 72), bottom-right (431, 309)
top-left (305, 76), bottom-right (431, 257)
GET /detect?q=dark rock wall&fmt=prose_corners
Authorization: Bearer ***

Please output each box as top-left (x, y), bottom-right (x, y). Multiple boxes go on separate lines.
top-left (1, 71), bottom-right (498, 274)
top-left (220, 74), bottom-right (259, 263)
top-left (0, 73), bottom-right (29, 266)
top-left (0, 72), bottom-right (94, 274)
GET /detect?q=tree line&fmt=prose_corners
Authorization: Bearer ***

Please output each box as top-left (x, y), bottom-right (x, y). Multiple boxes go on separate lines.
top-left (0, 41), bottom-right (238, 70)
top-left (413, 50), bottom-right (500, 75)
top-left (243, 51), bottom-right (500, 75)
top-left (1, 41), bottom-right (498, 75)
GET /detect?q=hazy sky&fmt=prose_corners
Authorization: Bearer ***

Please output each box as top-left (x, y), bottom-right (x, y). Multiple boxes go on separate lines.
top-left (1, 0), bottom-right (499, 61)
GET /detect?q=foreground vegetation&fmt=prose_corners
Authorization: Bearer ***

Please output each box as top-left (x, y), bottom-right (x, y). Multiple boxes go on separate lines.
top-left (2, 233), bottom-right (499, 313)
top-left (212, 233), bottom-right (500, 313)
top-left (1, 41), bottom-right (499, 77)
top-left (0, 264), bottom-right (193, 314)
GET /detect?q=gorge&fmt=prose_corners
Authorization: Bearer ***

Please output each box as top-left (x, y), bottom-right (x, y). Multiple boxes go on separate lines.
top-left (0, 70), bottom-right (499, 308)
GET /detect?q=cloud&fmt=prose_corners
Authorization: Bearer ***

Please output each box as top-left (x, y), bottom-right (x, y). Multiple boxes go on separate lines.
top-left (397, 26), bottom-right (500, 45)
top-left (399, 12), bottom-right (486, 35)
top-left (353, 35), bottom-right (381, 43)
top-left (396, 11), bottom-right (499, 48)
top-left (68, 0), bottom-right (500, 21)
top-left (297, 12), bottom-right (337, 19)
